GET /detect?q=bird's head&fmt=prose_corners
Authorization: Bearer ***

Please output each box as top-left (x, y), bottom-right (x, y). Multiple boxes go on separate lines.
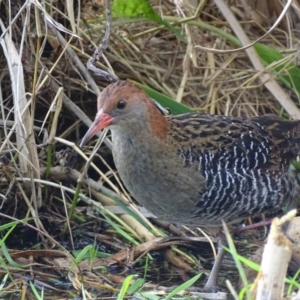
top-left (80, 80), bottom-right (168, 147)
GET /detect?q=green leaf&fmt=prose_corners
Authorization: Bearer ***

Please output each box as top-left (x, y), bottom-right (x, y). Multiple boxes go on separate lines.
top-left (112, 0), bottom-right (151, 17)
top-left (131, 80), bottom-right (194, 114)
top-left (134, 292), bottom-right (160, 300)
top-left (101, 190), bottom-right (152, 231)
top-left (73, 245), bottom-right (95, 265)
top-left (2, 243), bottom-right (24, 269)
top-left (103, 214), bottom-right (139, 245)
top-left (127, 278), bottom-right (144, 294)
top-left (165, 273), bottom-right (202, 299)
top-left (29, 281), bottom-right (44, 300)
top-left (112, 0), bottom-right (185, 42)
top-left (223, 222), bottom-right (251, 300)
top-left (72, 249), bottom-right (110, 259)
top-left (292, 160), bottom-right (300, 170)
top-left (287, 268), bottom-right (300, 295)
top-left (117, 275), bottom-right (136, 300)
top-left (254, 44), bottom-right (300, 97)
top-left (0, 273), bottom-right (9, 291)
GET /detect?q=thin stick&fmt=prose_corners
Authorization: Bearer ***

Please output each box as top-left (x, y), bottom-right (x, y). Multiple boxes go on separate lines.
top-left (86, 0), bottom-right (118, 82)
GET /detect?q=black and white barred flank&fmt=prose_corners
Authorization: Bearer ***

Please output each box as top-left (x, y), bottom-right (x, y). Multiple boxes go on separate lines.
top-left (171, 113), bottom-right (300, 225)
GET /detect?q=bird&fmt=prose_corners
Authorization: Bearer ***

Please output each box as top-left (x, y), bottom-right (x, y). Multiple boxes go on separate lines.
top-left (80, 80), bottom-right (300, 291)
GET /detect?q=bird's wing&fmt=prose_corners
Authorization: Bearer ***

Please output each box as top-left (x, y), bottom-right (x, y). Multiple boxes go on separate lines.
top-left (167, 113), bottom-right (300, 171)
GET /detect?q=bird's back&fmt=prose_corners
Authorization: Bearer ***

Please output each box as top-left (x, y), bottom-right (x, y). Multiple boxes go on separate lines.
top-left (168, 113), bottom-right (300, 170)
top-left (166, 113), bottom-right (300, 225)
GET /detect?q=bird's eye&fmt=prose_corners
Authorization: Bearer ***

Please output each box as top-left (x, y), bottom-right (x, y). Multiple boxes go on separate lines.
top-left (117, 99), bottom-right (126, 109)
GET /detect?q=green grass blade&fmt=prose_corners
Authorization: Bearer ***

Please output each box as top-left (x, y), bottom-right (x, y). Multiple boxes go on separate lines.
top-left (29, 281), bottom-right (44, 300)
top-left (132, 80), bottom-right (194, 114)
top-left (287, 267), bottom-right (300, 295)
top-left (0, 273), bottom-right (8, 291)
top-left (254, 44), bottom-right (300, 96)
top-left (112, 0), bottom-right (185, 42)
top-left (103, 214), bottom-right (139, 245)
top-left (127, 278), bottom-right (144, 295)
top-left (1, 243), bottom-right (24, 269)
top-left (223, 221), bottom-right (252, 300)
top-left (165, 273), bottom-right (202, 299)
top-left (117, 274), bottom-right (135, 300)
top-left (101, 192), bottom-right (152, 231)
top-left (73, 245), bottom-right (95, 265)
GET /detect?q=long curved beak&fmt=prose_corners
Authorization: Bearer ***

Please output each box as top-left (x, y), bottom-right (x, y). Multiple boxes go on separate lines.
top-left (80, 109), bottom-right (113, 147)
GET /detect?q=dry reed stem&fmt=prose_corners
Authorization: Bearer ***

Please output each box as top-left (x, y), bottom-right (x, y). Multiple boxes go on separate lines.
top-left (252, 209), bottom-right (296, 300)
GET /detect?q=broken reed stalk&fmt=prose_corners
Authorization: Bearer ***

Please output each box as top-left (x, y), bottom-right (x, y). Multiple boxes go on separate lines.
top-left (253, 209), bottom-right (296, 300)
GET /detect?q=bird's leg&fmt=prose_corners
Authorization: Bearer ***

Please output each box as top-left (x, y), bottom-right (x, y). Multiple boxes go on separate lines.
top-left (203, 232), bottom-right (226, 291)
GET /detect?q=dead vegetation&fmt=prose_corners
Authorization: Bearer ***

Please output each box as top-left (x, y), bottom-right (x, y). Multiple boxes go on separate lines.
top-left (0, 0), bottom-right (300, 299)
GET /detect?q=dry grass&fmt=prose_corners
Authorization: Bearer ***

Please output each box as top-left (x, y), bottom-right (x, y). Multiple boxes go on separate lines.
top-left (0, 0), bottom-right (299, 299)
